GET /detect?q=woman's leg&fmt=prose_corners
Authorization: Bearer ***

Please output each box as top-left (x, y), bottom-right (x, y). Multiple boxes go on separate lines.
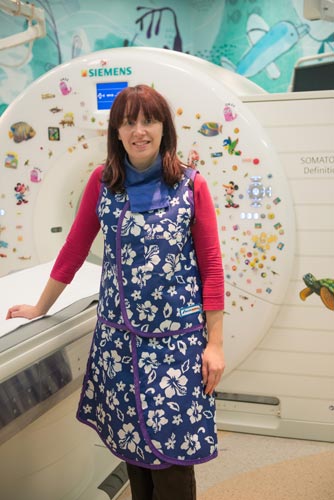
top-left (151, 465), bottom-right (196, 500)
top-left (126, 463), bottom-right (154, 500)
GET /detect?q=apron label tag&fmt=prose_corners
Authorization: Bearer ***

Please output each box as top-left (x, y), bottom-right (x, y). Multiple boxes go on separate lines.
top-left (180, 304), bottom-right (202, 317)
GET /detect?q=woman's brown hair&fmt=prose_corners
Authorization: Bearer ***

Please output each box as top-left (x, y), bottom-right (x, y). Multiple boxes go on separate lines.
top-left (102, 84), bottom-right (186, 192)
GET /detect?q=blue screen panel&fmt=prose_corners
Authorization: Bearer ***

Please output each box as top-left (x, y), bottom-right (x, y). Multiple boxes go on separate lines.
top-left (96, 81), bottom-right (128, 110)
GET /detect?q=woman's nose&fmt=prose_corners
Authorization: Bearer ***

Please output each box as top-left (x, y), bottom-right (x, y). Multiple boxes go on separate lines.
top-left (133, 121), bottom-right (146, 133)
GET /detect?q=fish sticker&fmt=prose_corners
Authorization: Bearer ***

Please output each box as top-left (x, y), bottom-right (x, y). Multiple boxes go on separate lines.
top-left (49, 107), bottom-right (63, 114)
top-left (9, 122), bottom-right (36, 143)
top-left (198, 122), bottom-right (222, 137)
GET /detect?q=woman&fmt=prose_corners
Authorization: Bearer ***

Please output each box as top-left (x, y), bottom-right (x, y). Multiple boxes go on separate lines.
top-left (7, 84), bottom-right (225, 500)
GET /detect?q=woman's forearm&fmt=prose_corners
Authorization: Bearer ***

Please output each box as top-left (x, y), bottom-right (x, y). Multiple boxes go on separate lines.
top-left (205, 309), bottom-right (223, 345)
top-left (35, 277), bottom-right (68, 315)
top-left (202, 309), bottom-right (225, 394)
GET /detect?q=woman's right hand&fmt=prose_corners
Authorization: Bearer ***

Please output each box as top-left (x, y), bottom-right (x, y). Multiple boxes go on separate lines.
top-left (6, 304), bottom-right (42, 320)
top-left (6, 277), bottom-right (68, 321)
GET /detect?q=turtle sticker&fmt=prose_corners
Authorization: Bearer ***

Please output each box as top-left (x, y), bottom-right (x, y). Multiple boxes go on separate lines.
top-left (300, 273), bottom-right (334, 311)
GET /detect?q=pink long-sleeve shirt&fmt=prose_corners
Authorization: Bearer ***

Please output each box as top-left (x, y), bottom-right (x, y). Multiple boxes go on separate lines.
top-left (51, 165), bottom-right (224, 311)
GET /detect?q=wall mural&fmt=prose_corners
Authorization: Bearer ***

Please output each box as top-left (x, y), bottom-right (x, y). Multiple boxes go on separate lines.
top-left (207, 0), bottom-right (334, 92)
top-left (0, 0), bottom-right (333, 115)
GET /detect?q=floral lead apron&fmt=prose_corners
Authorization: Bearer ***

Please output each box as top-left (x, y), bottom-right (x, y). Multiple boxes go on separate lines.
top-left (77, 170), bottom-right (218, 469)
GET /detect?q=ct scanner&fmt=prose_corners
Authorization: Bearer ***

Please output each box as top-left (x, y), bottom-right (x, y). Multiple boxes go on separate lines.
top-left (0, 46), bottom-right (324, 499)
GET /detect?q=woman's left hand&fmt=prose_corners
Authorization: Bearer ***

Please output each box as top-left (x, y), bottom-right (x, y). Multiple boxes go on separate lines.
top-left (202, 343), bottom-right (225, 395)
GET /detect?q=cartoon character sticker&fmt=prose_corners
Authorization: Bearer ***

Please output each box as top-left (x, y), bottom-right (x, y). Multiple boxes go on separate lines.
top-left (59, 113), bottom-right (74, 127)
top-left (30, 168), bottom-right (42, 183)
top-left (14, 182), bottom-right (29, 205)
top-left (48, 127), bottom-right (60, 140)
top-left (224, 181), bottom-right (239, 208)
top-left (188, 148), bottom-right (200, 168)
top-left (59, 78), bottom-right (72, 95)
top-left (223, 136), bottom-right (241, 155)
top-left (223, 104), bottom-right (237, 122)
top-left (4, 152), bottom-right (18, 169)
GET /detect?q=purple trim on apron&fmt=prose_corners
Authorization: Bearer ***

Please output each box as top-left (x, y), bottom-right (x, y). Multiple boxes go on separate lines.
top-left (96, 314), bottom-right (203, 338)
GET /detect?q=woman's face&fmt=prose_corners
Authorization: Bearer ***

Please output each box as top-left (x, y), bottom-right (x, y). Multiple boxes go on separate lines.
top-left (118, 109), bottom-right (163, 171)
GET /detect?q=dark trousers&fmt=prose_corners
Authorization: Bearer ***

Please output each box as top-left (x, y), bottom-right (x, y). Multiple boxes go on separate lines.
top-left (126, 462), bottom-right (197, 500)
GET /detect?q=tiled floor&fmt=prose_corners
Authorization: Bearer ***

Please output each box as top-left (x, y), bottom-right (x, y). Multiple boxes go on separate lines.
top-left (117, 431), bottom-right (334, 500)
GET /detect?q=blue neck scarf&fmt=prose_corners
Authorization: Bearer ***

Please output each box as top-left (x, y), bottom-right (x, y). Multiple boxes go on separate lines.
top-left (124, 154), bottom-right (170, 213)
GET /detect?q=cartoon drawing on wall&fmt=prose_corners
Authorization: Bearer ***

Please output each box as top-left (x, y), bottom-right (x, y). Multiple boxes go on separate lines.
top-left (313, 31), bottom-right (334, 54)
top-left (135, 6), bottom-right (184, 51)
top-left (1, 0), bottom-right (334, 115)
top-left (300, 273), bottom-right (334, 311)
top-left (221, 14), bottom-right (309, 79)
top-left (33, 0), bottom-right (85, 67)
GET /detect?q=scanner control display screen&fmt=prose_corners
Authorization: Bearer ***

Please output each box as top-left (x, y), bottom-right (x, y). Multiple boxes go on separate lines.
top-left (96, 81), bottom-right (128, 110)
